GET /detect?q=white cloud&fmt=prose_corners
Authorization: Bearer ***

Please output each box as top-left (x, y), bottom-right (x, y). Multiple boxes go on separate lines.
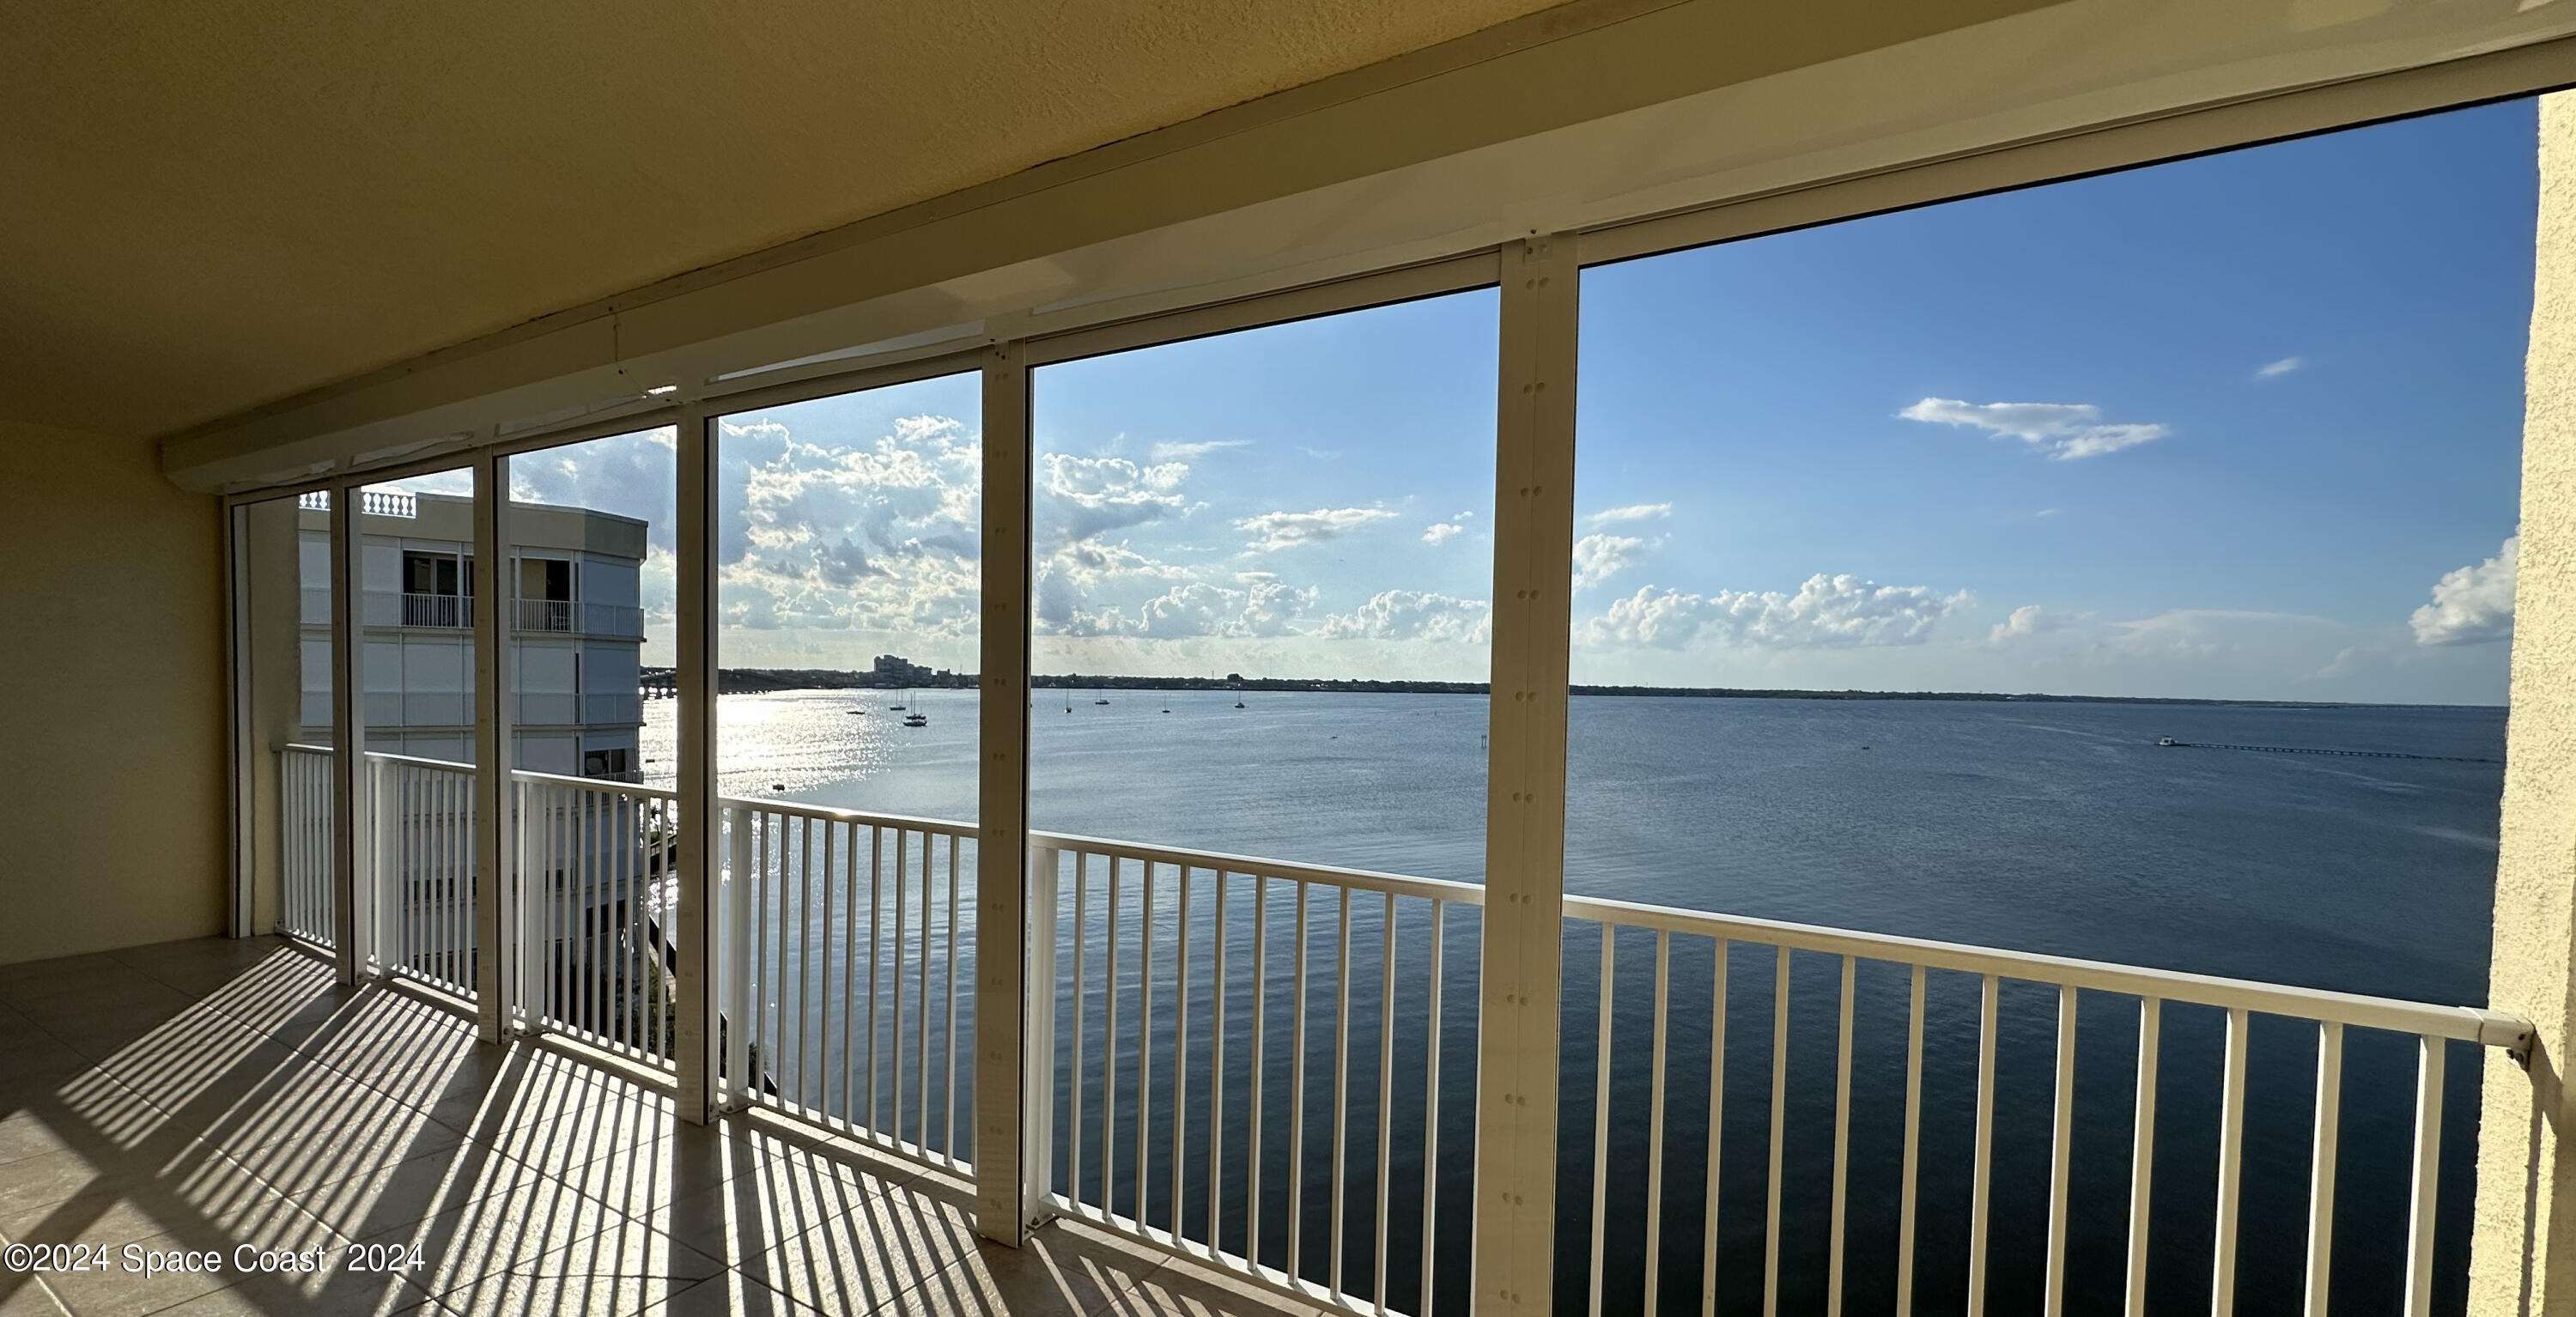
top-left (1041, 453), bottom-right (1193, 543)
top-left (1988, 604), bottom-right (2069, 645)
top-left (1235, 507), bottom-right (1396, 552)
top-left (2256, 357), bottom-right (2304, 379)
top-left (1150, 439), bottom-right (1250, 461)
top-left (1422, 522), bottom-right (1465, 546)
top-left (1898, 397), bottom-right (2169, 460)
top-left (1116, 580), bottom-right (1319, 638)
top-left (1571, 533), bottom-right (1650, 590)
top-left (1320, 591), bottom-right (1492, 644)
top-left (715, 413), bottom-right (985, 653)
top-left (1584, 574), bottom-right (1971, 650)
top-left (1586, 503), bottom-right (1672, 527)
top-left (2411, 533), bottom-right (2518, 646)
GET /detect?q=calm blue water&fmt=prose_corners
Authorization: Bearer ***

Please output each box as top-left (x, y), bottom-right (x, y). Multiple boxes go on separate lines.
top-left (656, 691), bottom-right (2504, 1315)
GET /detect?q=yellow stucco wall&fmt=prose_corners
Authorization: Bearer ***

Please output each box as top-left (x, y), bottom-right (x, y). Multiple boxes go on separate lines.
top-left (0, 422), bottom-right (228, 963)
top-left (2473, 89), bottom-right (2576, 1316)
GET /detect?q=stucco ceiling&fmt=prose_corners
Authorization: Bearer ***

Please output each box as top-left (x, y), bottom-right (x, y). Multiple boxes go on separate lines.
top-left (0, 0), bottom-right (1570, 440)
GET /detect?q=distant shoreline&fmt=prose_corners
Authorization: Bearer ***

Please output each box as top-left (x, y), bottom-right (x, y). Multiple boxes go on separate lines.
top-left (644, 666), bottom-right (2500, 710)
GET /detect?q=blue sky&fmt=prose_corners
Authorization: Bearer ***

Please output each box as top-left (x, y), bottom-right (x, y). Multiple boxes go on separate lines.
top-left (404, 97), bottom-right (2537, 704)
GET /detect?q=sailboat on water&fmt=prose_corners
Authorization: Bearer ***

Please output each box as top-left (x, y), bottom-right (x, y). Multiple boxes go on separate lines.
top-left (903, 689), bottom-right (927, 727)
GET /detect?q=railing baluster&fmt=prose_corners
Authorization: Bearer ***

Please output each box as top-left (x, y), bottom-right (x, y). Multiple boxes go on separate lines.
top-left (1970, 972), bottom-right (1998, 1317)
top-left (1898, 962), bottom-right (1925, 1317)
top-left (1703, 938), bottom-right (1728, 1317)
top-left (1290, 879), bottom-right (1309, 1285)
top-left (841, 822), bottom-right (858, 1126)
top-left (1374, 892), bottom-right (1397, 1314)
top-left (1829, 954), bottom-right (1856, 1317)
top-left (1069, 853), bottom-right (1088, 1208)
top-left (1421, 897), bottom-right (1445, 1317)
top-left (2046, 986), bottom-right (2077, 1317)
top-left (1764, 948), bottom-right (1791, 1317)
top-left (946, 831), bottom-right (960, 1159)
top-left (2305, 1020), bottom-right (2343, 1317)
top-left (1333, 883), bottom-right (1353, 1300)
top-left (1176, 864), bottom-right (1194, 1244)
top-left (2403, 1035), bottom-right (2445, 1317)
top-left (894, 826), bottom-right (909, 1144)
top-left (1141, 859), bottom-right (1157, 1230)
top-left (2213, 1005), bottom-right (2251, 1317)
top-left (1593, 926), bottom-right (1618, 1317)
top-left (1212, 870), bottom-right (1230, 1253)
top-left (1249, 873), bottom-right (1269, 1271)
top-left (918, 828), bottom-right (932, 1151)
top-left (1105, 857), bottom-right (1121, 1216)
top-left (1645, 931), bottom-right (1672, 1317)
top-left (726, 805), bottom-right (748, 1103)
top-left (818, 818), bottom-right (835, 1109)
top-left (868, 824), bottom-right (883, 1134)
top-left (2128, 997), bottom-right (2161, 1316)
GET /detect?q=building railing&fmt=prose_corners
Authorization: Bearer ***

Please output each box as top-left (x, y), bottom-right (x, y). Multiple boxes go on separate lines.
top-left (367, 751), bottom-right (478, 996)
top-left (1024, 833), bottom-right (1482, 1317)
top-left (276, 745), bottom-right (337, 947)
top-left (515, 769), bottom-right (680, 1065)
top-left (516, 598), bottom-right (572, 632)
top-left (259, 773), bottom-right (2536, 1315)
top-left (400, 592), bottom-right (471, 628)
top-left (718, 795), bottom-right (979, 1173)
top-left (511, 598), bottom-right (643, 636)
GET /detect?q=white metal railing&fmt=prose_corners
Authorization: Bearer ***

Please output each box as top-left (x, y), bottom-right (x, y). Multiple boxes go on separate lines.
top-left (515, 769), bottom-right (679, 1065)
top-left (516, 598), bottom-right (572, 632)
top-left (1025, 833), bottom-right (1485, 1317)
top-left (511, 597), bottom-right (642, 636)
top-left (276, 744), bottom-right (337, 946)
top-left (400, 592), bottom-right (471, 628)
top-left (366, 752), bottom-right (478, 996)
top-left (1554, 895), bottom-right (2530, 1317)
top-left (262, 755), bottom-right (2537, 1315)
top-left (719, 796), bottom-right (978, 1172)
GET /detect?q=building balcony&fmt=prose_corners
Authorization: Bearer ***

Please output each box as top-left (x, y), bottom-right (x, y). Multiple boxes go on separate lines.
top-left (237, 748), bottom-right (2534, 1317)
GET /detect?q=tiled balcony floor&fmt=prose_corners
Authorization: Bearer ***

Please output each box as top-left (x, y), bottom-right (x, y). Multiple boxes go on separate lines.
top-left (0, 938), bottom-right (1324, 1317)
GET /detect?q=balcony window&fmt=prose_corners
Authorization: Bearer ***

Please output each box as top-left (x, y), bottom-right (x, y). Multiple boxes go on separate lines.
top-left (1559, 97), bottom-right (2533, 1316)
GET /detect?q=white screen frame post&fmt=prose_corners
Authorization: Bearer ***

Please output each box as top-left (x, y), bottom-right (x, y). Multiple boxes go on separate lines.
top-left (472, 452), bottom-right (513, 1040)
top-left (330, 483), bottom-right (364, 985)
top-left (677, 404), bottom-right (721, 1126)
top-left (1470, 233), bottom-right (1579, 1316)
top-left (976, 342), bottom-right (1036, 1244)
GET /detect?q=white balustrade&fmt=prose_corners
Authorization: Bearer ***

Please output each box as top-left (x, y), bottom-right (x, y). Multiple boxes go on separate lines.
top-left (514, 769), bottom-right (681, 1065)
top-left (716, 796), bottom-right (979, 1172)
top-left (276, 744), bottom-right (337, 948)
top-left (1555, 895), bottom-right (2530, 1317)
top-left (1025, 834), bottom-right (1481, 1317)
top-left (367, 752), bottom-right (478, 996)
top-left (270, 758), bottom-right (2540, 1317)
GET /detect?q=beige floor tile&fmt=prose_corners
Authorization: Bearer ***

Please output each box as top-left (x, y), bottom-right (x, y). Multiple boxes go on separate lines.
top-left (742, 1178), bottom-right (983, 1314)
top-left (140, 1268), bottom-right (446, 1317)
top-left (884, 1224), bottom-right (1159, 1317)
top-left (352, 1174), bottom-right (645, 1296)
top-left (422, 1226), bottom-right (720, 1317)
top-left (641, 1271), bottom-right (816, 1316)
top-left (0, 1275), bottom-right (74, 1317)
top-left (647, 1131), bottom-right (878, 1265)
top-left (277, 1135), bottom-right (557, 1243)
top-left (34, 1229), bottom-right (241, 1317)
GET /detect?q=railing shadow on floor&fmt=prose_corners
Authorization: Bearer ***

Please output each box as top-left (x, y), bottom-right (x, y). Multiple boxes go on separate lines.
top-left (0, 938), bottom-right (1194, 1316)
